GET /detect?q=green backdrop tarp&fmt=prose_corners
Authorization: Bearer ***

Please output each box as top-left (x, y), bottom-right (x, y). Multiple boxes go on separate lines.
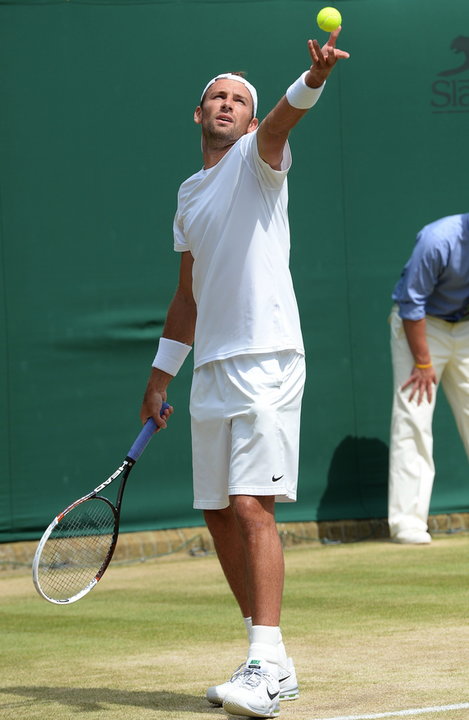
top-left (1, 0), bottom-right (469, 542)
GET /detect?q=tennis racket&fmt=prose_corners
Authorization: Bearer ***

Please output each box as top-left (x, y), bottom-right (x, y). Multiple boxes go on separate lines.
top-left (32, 403), bottom-right (170, 605)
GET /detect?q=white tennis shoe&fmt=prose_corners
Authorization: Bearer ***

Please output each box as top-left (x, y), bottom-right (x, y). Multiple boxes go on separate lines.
top-left (221, 657), bottom-right (281, 718)
top-left (206, 656), bottom-right (299, 706)
top-left (392, 529), bottom-right (432, 544)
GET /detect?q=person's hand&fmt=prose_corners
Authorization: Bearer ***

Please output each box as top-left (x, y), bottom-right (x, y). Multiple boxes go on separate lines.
top-left (140, 374), bottom-right (173, 429)
top-left (401, 365), bottom-right (438, 404)
top-left (306, 28), bottom-right (350, 87)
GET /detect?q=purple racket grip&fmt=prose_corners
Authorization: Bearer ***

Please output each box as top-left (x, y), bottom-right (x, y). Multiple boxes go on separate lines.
top-left (127, 402), bottom-right (170, 462)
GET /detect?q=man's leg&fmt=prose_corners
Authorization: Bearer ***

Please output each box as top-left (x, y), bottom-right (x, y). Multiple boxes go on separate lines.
top-left (204, 506), bottom-right (251, 618)
top-left (199, 352), bottom-right (303, 713)
top-left (229, 495), bottom-right (283, 627)
top-left (440, 319), bottom-right (469, 460)
top-left (388, 309), bottom-right (442, 542)
top-left (219, 351), bottom-right (302, 674)
top-left (204, 499), bottom-right (298, 710)
top-left (204, 499), bottom-right (287, 657)
top-left (216, 495), bottom-right (295, 717)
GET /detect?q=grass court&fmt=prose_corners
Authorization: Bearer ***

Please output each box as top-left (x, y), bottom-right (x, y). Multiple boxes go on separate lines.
top-left (1, 534), bottom-right (469, 720)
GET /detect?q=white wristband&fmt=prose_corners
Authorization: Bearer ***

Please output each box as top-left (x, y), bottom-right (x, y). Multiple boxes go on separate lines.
top-left (286, 72), bottom-right (325, 109)
top-left (152, 337), bottom-right (192, 377)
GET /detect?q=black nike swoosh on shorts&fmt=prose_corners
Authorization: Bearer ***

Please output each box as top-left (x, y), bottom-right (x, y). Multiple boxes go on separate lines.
top-left (272, 475), bottom-right (284, 482)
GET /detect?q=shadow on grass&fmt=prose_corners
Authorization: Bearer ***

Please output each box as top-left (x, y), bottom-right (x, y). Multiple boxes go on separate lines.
top-left (1, 686), bottom-right (223, 715)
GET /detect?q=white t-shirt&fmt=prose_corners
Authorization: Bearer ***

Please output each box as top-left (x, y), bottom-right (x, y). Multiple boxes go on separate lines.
top-left (173, 129), bottom-right (304, 369)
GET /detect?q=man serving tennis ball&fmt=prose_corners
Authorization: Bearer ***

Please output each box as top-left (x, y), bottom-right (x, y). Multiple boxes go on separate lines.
top-left (141, 27), bottom-right (349, 719)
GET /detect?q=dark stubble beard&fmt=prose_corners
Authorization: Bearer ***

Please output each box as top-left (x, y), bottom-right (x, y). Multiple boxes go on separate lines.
top-left (204, 120), bottom-right (244, 149)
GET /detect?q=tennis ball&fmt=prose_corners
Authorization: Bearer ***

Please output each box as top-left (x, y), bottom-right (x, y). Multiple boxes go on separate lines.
top-left (316, 7), bottom-right (342, 32)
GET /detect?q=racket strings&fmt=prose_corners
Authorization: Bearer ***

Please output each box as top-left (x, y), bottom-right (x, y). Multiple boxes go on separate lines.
top-left (37, 498), bottom-right (117, 601)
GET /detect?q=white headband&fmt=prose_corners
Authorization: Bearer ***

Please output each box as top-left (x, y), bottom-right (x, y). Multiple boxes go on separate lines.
top-left (200, 73), bottom-right (258, 117)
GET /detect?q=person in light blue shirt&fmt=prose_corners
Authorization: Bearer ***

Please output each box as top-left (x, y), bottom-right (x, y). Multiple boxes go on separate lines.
top-left (388, 213), bottom-right (469, 544)
top-left (393, 214), bottom-right (469, 322)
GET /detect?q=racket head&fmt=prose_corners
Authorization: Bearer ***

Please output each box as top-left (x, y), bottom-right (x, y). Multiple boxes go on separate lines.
top-left (32, 495), bottom-right (119, 604)
top-left (32, 408), bottom-right (170, 604)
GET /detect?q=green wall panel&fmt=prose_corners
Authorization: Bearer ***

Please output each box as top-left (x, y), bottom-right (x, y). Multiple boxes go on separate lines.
top-left (1, 0), bottom-right (468, 541)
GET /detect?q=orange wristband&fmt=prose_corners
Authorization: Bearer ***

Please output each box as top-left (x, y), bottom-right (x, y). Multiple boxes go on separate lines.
top-left (415, 362), bottom-right (432, 369)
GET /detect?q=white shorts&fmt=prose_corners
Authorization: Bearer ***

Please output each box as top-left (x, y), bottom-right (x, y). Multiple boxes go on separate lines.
top-left (189, 350), bottom-right (306, 510)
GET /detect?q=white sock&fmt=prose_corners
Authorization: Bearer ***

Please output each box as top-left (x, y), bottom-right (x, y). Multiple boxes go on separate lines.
top-left (277, 639), bottom-right (288, 667)
top-left (248, 625), bottom-right (281, 677)
top-left (250, 624), bottom-right (281, 649)
top-left (243, 616), bottom-right (253, 641)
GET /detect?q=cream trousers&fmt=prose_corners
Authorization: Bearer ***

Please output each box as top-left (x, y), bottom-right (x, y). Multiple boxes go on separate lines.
top-left (388, 306), bottom-right (469, 537)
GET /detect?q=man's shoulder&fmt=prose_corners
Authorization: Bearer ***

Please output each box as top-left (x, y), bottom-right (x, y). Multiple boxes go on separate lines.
top-left (422, 214), bottom-right (465, 236)
top-left (408, 215), bottom-right (469, 275)
top-left (176, 167), bottom-right (208, 205)
top-left (416, 214), bottom-right (466, 251)
top-left (179, 167), bottom-right (206, 189)
top-left (178, 134), bottom-right (257, 195)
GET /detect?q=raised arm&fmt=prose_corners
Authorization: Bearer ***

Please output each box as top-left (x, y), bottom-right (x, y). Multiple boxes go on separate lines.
top-left (257, 28), bottom-right (350, 169)
top-left (140, 250), bottom-right (196, 427)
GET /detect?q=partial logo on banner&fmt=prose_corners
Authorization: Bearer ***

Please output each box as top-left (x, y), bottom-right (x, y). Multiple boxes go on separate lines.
top-left (431, 35), bottom-right (469, 113)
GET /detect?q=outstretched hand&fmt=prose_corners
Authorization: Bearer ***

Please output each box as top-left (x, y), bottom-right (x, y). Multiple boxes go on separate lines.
top-left (306, 28), bottom-right (350, 87)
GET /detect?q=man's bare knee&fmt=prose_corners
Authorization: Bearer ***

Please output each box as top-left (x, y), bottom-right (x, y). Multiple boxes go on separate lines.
top-left (229, 495), bottom-right (276, 535)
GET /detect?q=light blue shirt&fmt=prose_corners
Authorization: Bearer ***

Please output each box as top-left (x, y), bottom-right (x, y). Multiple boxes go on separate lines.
top-left (392, 213), bottom-right (469, 321)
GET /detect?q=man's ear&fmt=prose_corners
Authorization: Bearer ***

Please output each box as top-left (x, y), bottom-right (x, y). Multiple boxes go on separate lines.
top-left (194, 106), bottom-right (202, 125)
top-left (246, 117), bottom-right (259, 134)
